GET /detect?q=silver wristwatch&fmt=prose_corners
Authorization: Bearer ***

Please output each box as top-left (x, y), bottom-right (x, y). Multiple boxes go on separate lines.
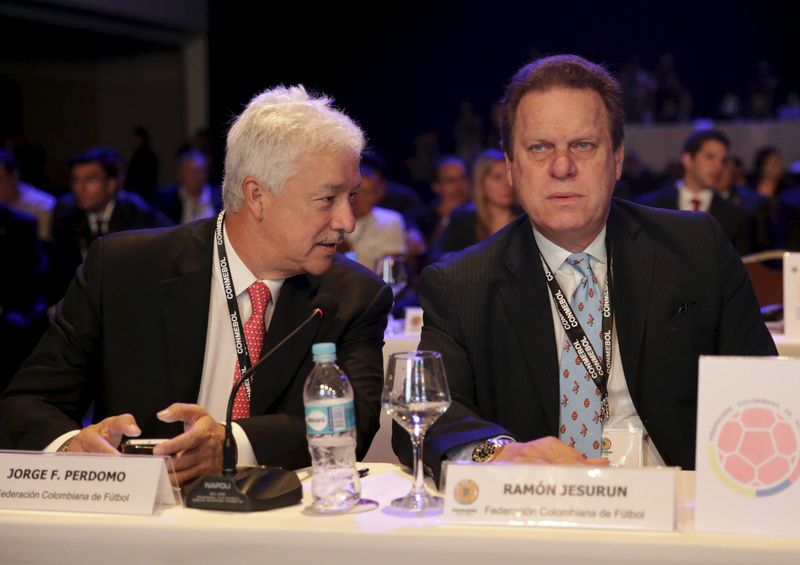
top-left (471, 436), bottom-right (515, 462)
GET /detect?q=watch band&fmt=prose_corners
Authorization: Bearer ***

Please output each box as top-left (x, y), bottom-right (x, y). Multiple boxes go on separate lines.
top-left (471, 435), bottom-right (515, 462)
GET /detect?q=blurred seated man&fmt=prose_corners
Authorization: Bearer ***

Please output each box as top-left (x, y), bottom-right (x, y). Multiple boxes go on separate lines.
top-left (0, 86), bottom-right (391, 486)
top-left (420, 156), bottom-right (471, 246)
top-left (393, 55), bottom-right (776, 486)
top-left (154, 149), bottom-right (222, 224)
top-left (0, 149), bottom-right (55, 240)
top-left (342, 165), bottom-right (407, 269)
top-left (48, 147), bottom-right (173, 303)
top-left (636, 130), bottom-right (752, 254)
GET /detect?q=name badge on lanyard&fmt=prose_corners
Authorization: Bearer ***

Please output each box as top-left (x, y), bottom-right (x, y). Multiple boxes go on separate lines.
top-left (215, 210), bottom-right (257, 401)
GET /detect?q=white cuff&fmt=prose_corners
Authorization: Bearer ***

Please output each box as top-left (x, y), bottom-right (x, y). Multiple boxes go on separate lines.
top-left (43, 430), bottom-right (80, 452)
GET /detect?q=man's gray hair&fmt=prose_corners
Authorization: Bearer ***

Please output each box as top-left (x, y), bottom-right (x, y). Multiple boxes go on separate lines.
top-left (222, 85), bottom-right (365, 211)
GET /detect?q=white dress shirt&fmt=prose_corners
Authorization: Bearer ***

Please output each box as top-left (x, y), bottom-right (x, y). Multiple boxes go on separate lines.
top-left (46, 223), bottom-right (285, 468)
top-left (345, 206), bottom-right (407, 269)
top-left (677, 182), bottom-right (713, 212)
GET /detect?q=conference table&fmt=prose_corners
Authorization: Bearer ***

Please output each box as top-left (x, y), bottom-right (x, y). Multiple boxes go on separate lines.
top-left (1, 462), bottom-right (798, 564)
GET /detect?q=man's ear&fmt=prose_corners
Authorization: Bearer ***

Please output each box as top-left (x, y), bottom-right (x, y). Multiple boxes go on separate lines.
top-left (242, 176), bottom-right (274, 220)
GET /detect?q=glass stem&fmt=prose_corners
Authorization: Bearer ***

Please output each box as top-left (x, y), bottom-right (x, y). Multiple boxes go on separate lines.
top-left (410, 429), bottom-right (426, 495)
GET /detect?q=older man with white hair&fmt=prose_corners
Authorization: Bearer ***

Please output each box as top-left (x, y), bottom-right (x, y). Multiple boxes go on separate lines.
top-left (0, 86), bottom-right (392, 485)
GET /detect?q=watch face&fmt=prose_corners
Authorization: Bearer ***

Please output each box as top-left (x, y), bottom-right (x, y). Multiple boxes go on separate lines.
top-left (472, 441), bottom-right (495, 462)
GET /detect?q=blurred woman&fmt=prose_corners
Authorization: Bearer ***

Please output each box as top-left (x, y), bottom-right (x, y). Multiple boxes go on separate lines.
top-left (750, 146), bottom-right (792, 245)
top-left (435, 149), bottom-right (521, 256)
top-left (751, 146), bottom-right (790, 201)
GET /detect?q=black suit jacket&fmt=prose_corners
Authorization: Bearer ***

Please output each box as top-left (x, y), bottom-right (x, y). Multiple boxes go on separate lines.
top-left (636, 185), bottom-right (753, 254)
top-left (0, 218), bottom-right (392, 469)
top-left (393, 200), bottom-right (776, 484)
top-left (0, 205), bottom-right (47, 390)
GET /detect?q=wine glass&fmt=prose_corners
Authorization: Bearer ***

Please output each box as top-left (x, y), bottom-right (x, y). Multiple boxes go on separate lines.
top-left (373, 256), bottom-right (408, 336)
top-left (383, 351), bottom-right (451, 510)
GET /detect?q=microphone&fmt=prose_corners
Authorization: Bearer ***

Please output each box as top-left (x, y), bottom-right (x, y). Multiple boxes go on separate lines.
top-left (184, 293), bottom-right (340, 512)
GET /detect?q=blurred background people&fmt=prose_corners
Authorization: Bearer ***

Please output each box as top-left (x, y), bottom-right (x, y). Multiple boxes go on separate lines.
top-left (125, 126), bottom-right (159, 203)
top-left (437, 149), bottom-right (521, 256)
top-left (48, 146), bottom-right (172, 304)
top-left (637, 129), bottom-right (752, 254)
top-left (342, 164), bottom-right (407, 270)
top-left (154, 149), bottom-right (221, 224)
top-left (0, 149), bottom-right (54, 240)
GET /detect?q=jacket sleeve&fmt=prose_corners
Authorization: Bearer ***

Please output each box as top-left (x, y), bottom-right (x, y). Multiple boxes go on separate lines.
top-left (391, 264), bottom-right (512, 486)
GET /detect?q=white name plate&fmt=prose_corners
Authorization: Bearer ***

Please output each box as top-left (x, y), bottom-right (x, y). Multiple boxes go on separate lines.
top-left (0, 451), bottom-right (177, 515)
top-left (695, 356), bottom-right (800, 538)
top-left (443, 462), bottom-right (677, 531)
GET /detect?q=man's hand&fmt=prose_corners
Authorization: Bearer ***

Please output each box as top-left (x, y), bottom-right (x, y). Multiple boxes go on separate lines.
top-left (492, 436), bottom-right (608, 466)
top-left (153, 403), bottom-right (225, 486)
top-left (66, 414), bottom-right (141, 454)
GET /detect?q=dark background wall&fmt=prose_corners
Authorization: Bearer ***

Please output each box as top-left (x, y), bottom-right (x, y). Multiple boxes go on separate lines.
top-left (208, 1), bottom-right (800, 180)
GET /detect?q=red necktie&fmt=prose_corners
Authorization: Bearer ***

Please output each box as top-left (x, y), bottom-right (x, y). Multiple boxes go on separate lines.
top-left (231, 282), bottom-right (270, 420)
top-left (691, 198), bottom-right (701, 211)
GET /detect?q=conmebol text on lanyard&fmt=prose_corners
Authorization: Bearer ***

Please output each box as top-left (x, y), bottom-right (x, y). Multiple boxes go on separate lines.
top-left (215, 210), bottom-right (256, 402)
top-left (539, 251), bottom-right (613, 423)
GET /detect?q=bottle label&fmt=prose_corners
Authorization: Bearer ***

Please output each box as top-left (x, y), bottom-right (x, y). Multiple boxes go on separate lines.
top-left (305, 400), bottom-right (355, 435)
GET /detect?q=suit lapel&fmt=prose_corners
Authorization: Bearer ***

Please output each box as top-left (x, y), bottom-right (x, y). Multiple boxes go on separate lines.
top-left (498, 219), bottom-right (560, 432)
top-left (249, 273), bottom-right (322, 415)
top-left (160, 220), bottom-right (215, 403)
top-left (607, 201), bottom-right (653, 401)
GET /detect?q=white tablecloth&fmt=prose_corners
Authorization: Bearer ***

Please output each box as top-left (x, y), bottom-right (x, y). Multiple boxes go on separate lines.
top-left (1, 463), bottom-right (798, 565)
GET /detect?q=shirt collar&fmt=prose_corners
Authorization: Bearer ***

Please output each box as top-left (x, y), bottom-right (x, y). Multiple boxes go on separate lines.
top-left (222, 222), bottom-right (285, 300)
top-left (532, 224), bottom-right (607, 271)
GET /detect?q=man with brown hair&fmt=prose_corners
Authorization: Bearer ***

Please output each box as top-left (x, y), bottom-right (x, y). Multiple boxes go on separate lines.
top-left (393, 55), bottom-right (776, 485)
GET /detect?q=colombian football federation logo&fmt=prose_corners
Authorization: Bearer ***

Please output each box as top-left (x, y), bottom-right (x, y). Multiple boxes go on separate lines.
top-left (708, 402), bottom-right (800, 497)
top-left (453, 479), bottom-right (479, 505)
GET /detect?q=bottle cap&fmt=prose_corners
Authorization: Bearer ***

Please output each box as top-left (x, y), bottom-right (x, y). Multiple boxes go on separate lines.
top-left (311, 342), bottom-right (336, 356)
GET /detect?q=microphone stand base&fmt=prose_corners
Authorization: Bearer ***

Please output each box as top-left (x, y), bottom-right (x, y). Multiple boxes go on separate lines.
top-left (183, 466), bottom-right (302, 512)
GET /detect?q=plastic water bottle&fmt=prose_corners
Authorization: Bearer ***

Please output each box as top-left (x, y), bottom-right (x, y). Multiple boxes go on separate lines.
top-left (303, 342), bottom-right (360, 513)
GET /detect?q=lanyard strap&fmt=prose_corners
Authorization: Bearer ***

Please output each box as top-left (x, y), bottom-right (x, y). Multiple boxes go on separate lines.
top-left (539, 251), bottom-right (613, 423)
top-left (215, 210), bottom-right (255, 401)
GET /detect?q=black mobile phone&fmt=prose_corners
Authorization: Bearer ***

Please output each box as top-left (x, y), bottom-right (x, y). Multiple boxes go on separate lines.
top-left (120, 439), bottom-right (166, 455)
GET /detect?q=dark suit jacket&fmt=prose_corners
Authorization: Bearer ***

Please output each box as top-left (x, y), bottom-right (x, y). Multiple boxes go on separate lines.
top-left (636, 184), bottom-right (753, 254)
top-left (0, 218), bottom-right (392, 469)
top-left (438, 203), bottom-right (479, 256)
top-left (722, 186), bottom-right (773, 251)
top-left (152, 184), bottom-right (223, 225)
top-left (0, 205), bottom-right (47, 390)
top-left (393, 200), bottom-right (777, 485)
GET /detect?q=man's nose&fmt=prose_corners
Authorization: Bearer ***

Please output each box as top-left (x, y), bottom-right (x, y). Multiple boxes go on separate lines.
top-left (549, 149), bottom-right (577, 180)
top-left (332, 198), bottom-right (356, 233)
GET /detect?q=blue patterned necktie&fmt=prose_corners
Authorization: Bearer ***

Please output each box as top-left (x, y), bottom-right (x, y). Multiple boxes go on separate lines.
top-left (557, 252), bottom-right (603, 457)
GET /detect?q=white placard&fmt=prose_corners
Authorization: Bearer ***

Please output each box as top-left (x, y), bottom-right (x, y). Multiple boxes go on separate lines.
top-left (403, 307), bottom-right (424, 335)
top-left (695, 356), bottom-right (800, 537)
top-left (442, 462), bottom-right (676, 531)
top-left (0, 451), bottom-right (177, 515)
top-left (785, 252), bottom-right (800, 340)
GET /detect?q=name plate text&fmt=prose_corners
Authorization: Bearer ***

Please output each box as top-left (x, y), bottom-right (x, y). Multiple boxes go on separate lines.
top-left (443, 462), bottom-right (676, 531)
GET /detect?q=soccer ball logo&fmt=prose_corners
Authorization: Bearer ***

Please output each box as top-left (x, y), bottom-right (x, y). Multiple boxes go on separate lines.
top-left (711, 406), bottom-right (800, 496)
